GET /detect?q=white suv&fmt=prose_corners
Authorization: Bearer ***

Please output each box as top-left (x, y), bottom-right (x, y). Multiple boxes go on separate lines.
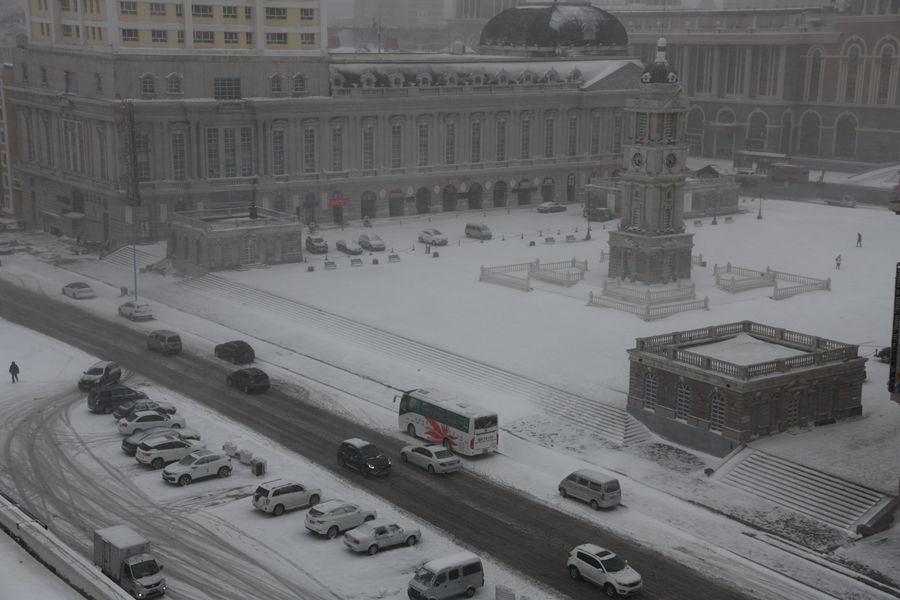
top-left (252, 479), bottom-right (321, 516)
top-left (136, 437), bottom-right (206, 470)
top-left (566, 544), bottom-right (642, 597)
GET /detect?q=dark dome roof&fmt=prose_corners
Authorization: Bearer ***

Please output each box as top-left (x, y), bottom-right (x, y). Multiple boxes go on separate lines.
top-left (480, 2), bottom-right (628, 49)
top-left (641, 38), bottom-right (679, 85)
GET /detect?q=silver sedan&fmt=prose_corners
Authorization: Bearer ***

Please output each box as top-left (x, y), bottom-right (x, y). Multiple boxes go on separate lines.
top-left (399, 443), bottom-right (461, 474)
top-left (343, 519), bottom-right (421, 555)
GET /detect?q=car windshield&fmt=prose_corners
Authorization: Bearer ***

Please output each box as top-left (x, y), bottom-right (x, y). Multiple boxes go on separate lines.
top-left (600, 555), bottom-right (627, 572)
top-left (177, 454), bottom-right (199, 466)
top-left (130, 559), bottom-right (160, 579)
top-left (359, 445), bottom-right (381, 458)
top-left (434, 449), bottom-right (454, 459)
top-left (85, 367), bottom-right (104, 375)
top-left (412, 567), bottom-right (436, 586)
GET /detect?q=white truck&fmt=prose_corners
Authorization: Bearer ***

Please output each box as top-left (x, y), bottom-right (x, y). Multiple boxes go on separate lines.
top-left (93, 525), bottom-right (167, 598)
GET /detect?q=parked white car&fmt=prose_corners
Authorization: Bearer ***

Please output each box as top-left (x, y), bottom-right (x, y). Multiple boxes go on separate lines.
top-left (136, 437), bottom-right (206, 470)
top-left (62, 281), bottom-right (95, 299)
top-left (118, 300), bottom-right (153, 321)
top-left (162, 450), bottom-right (232, 486)
top-left (399, 444), bottom-right (461, 474)
top-left (343, 519), bottom-right (421, 555)
top-left (252, 479), bottom-right (321, 516)
top-left (566, 544), bottom-right (643, 597)
top-left (117, 410), bottom-right (186, 435)
top-left (305, 500), bottom-right (376, 539)
top-left (418, 228), bottom-right (448, 246)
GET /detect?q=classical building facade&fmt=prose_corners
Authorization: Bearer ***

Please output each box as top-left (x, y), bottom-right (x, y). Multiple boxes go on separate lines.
top-left (626, 321), bottom-right (867, 457)
top-left (7, 1), bottom-right (639, 249)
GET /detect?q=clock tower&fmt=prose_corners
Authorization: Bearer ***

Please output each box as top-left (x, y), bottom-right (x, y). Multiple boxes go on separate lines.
top-left (607, 39), bottom-right (693, 285)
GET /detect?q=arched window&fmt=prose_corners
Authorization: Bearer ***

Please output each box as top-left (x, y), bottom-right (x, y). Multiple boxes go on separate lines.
top-left (293, 74), bottom-right (306, 93)
top-left (747, 112), bottom-right (767, 150)
top-left (643, 373), bottom-right (657, 410)
top-left (676, 383), bottom-right (692, 421)
top-left (799, 112), bottom-right (821, 156)
top-left (807, 49), bottom-right (822, 101)
top-left (834, 114), bottom-right (857, 158)
top-left (166, 73), bottom-right (182, 94)
top-left (140, 74), bottom-right (155, 94)
top-left (360, 73), bottom-right (376, 88)
top-left (390, 73), bottom-right (404, 88)
top-left (416, 73), bottom-right (431, 87)
top-left (844, 45), bottom-right (861, 103)
top-left (710, 393), bottom-right (725, 432)
top-left (270, 75), bottom-right (282, 94)
top-left (876, 45), bottom-right (895, 104)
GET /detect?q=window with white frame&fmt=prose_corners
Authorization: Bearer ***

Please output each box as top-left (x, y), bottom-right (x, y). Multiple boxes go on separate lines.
top-left (223, 128), bottom-right (237, 177)
top-left (391, 123), bottom-right (402, 168)
top-left (590, 115), bottom-right (601, 154)
top-left (151, 30), bottom-right (167, 43)
top-left (876, 45), bottom-right (894, 104)
top-left (757, 46), bottom-right (781, 97)
top-left (543, 118), bottom-right (554, 158)
top-left (192, 4), bottom-right (212, 17)
top-left (293, 75), bottom-right (305, 93)
top-left (214, 77), bottom-right (240, 100)
top-left (246, 32), bottom-right (253, 45)
top-left (724, 47), bottom-right (745, 96)
top-left (808, 49), bottom-right (822, 101)
top-left (206, 129), bottom-right (219, 178)
top-left (331, 126), bottom-right (343, 171)
top-left (445, 122), bottom-right (456, 165)
top-left (224, 32), bottom-right (238, 44)
top-left (643, 373), bottom-right (657, 409)
top-left (245, 7), bottom-right (252, 18)
top-left (141, 74), bottom-right (155, 94)
top-left (121, 29), bottom-right (138, 42)
top-left (222, 5), bottom-right (236, 18)
top-left (496, 119), bottom-right (507, 161)
top-left (167, 74), bottom-right (181, 93)
top-left (266, 7), bottom-right (286, 19)
top-left (149, 2), bottom-right (165, 15)
top-left (272, 129), bottom-right (285, 175)
top-left (675, 383), bottom-right (692, 420)
top-left (300, 33), bottom-right (316, 46)
top-left (266, 32), bottom-right (287, 45)
top-left (567, 116), bottom-right (577, 157)
top-left (362, 125), bottom-right (374, 170)
top-left (62, 24), bottom-right (72, 37)
top-left (172, 131), bottom-right (186, 180)
top-left (417, 122), bottom-right (429, 166)
top-left (303, 128), bottom-right (316, 172)
top-left (471, 121), bottom-right (482, 164)
top-left (271, 75), bottom-right (282, 93)
top-left (134, 130), bottom-right (150, 182)
top-left (120, 1), bottom-right (136, 15)
top-left (300, 8), bottom-right (314, 20)
top-left (709, 393), bottom-right (725, 432)
top-left (520, 119), bottom-right (530, 160)
top-left (194, 31), bottom-right (214, 44)
top-left (177, 30), bottom-right (184, 44)
top-left (240, 128), bottom-right (252, 176)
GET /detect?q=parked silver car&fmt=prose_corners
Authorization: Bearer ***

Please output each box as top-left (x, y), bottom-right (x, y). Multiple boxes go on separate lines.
top-left (252, 479), bottom-right (321, 516)
top-left (162, 449), bottom-right (232, 486)
top-left (343, 519), bottom-right (421, 555)
top-left (418, 228), bottom-right (448, 246)
top-left (136, 437), bottom-right (206, 470)
top-left (122, 428), bottom-right (201, 456)
top-left (117, 410), bottom-right (185, 435)
top-left (305, 500), bottom-right (376, 539)
top-left (399, 444), bottom-right (461, 474)
top-left (62, 281), bottom-right (95, 299)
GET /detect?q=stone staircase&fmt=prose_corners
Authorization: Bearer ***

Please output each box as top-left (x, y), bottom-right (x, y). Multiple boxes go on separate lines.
top-left (100, 246), bottom-right (159, 271)
top-left (718, 448), bottom-right (890, 531)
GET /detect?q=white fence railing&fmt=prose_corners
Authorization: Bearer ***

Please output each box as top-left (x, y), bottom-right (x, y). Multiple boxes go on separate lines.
top-left (588, 291), bottom-right (709, 321)
top-left (603, 279), bottom-right (695, 305)
top-left (479, 267), bottom-right (532, 292)
top-left (713, 263), bottom-right (830, 300)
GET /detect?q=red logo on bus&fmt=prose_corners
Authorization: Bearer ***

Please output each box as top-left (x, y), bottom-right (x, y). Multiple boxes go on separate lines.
top-left (425, 418), bottom-right (457, 448)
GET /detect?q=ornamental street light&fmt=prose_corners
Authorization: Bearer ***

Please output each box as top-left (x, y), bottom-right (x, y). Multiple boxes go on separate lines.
top-left (757, 192), bottom-right (764, 220)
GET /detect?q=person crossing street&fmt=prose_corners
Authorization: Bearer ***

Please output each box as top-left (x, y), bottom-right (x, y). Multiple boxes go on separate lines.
top-left (9, 361), bottom-right (19, 383)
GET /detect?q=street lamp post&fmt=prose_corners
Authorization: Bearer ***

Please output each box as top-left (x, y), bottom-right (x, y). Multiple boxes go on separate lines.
top-left (585, 193), bottom-right (592, 241)
top-left (757, 193), bottom-right (764, 220)
top-left (712, 197), bottom-right (718, 225)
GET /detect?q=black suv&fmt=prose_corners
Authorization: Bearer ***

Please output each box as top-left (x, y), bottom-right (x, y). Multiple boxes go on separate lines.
top-left (226, 368), bottom-right (270, 393)
top-left (87, 384), bottom-right (148, 414)
top-left (337, 438), bottom-right (391, 477)
top-left (214, 340), bottom-right (255, 364)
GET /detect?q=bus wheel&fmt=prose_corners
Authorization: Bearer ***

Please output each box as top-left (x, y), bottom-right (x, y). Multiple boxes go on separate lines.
top-left (406, 424), bottom-right (416, 438)
top-left (443, 438), bottom-right (452, 450)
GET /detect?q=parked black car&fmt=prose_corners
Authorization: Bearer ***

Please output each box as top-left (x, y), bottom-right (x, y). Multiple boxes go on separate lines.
top-left (87, 384), bottom-right (148, 414)
top-left (214, 340), bottom-right (255, 364)
top-left (337, 438), bottom-right (391, 477)
top-left (226, 368), bottom-right (270, 393)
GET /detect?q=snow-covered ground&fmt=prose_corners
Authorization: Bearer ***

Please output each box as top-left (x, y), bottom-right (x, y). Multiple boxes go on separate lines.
top-left (1, 195), bottom-right (899, 599)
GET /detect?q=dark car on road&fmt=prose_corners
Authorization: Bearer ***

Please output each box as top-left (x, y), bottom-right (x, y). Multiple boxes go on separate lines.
top-left (226, 368), bottom-right (270, 393)
top-left (214, 340), bottom-right (255, 364)
top-left (537, 201), bottom-right (567, 213)
top-left (337, 438), bottom-right (391, 477)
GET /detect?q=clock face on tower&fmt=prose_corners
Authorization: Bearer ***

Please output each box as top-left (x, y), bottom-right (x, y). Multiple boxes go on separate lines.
top-left (631, 152), bottom-right (643, 168)
top-left (665, 153), bottom-right (678, 168)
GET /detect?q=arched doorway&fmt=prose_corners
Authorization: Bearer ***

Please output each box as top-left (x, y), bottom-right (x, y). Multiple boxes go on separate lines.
top-left (834, 114), bottom-right (857, 158)
top-left (746, 112), bottom-right (767, 151)
top-left (468, 183), bottom-right (483, 210)
top-left (798, 112), bottom-right (821, 157)
top-left (360, 190), bottom-right (377, 219)
top-left (389, 188), bottom-right (405, 216)
top-left (492, 181), bottom-right (507, 207)
top-left (442, 184), bottom-right (458, 212)
top-left (516, 179), bottom-right (533, 205)
top-left (416, 187), bottom-right (431, 214)
top-left (541, 177), bottom-right (555, 203)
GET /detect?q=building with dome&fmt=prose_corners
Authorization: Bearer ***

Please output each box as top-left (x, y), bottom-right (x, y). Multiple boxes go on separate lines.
top-left (5, 1), bottom-right (643, 265)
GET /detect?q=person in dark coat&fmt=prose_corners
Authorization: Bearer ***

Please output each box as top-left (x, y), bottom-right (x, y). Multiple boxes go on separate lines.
top-left (9, 361), bottom-right (19, 383)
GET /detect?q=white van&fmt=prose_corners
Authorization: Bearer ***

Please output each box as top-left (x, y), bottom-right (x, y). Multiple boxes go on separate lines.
top-left (407, 551), bottom-right (484, 600)
top-left (558, 469), bottom-right (621, 510)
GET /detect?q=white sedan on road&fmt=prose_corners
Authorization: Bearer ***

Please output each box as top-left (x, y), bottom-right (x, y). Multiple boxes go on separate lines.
top-left (399, 444), bottom-right (461, 474)
top-left (62, 281), bottom-right (95, 299)
top-left (117, 410), bottom-right (186, 435)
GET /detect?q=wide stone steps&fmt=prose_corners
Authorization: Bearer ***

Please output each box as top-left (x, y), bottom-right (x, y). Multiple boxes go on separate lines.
top-left (721, 450), bottom-right (885, 530)
top-left (100, 246), bottom-right (159, 271)
top-left (174, 274), bottom-right (640, 445)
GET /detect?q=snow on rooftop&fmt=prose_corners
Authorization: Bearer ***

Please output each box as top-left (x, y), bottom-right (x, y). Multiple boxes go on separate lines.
top-left (687, 332), bottom-right (808, 365)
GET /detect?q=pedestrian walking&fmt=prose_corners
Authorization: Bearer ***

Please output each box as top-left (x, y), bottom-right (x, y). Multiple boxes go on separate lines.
top-left (835, 254), bottom-right (842, 270)
top-left (9, 361), bottom-right (19, 383)
top-left (857, 233), bottom-right (862, 247)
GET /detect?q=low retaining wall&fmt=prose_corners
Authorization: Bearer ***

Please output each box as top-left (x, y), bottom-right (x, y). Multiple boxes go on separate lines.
top-left (0, 496), bottom-right (132, 600)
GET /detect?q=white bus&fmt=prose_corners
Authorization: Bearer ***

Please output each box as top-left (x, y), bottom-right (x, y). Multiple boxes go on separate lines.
top-left (396, 388), bottom-right (498, 456)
